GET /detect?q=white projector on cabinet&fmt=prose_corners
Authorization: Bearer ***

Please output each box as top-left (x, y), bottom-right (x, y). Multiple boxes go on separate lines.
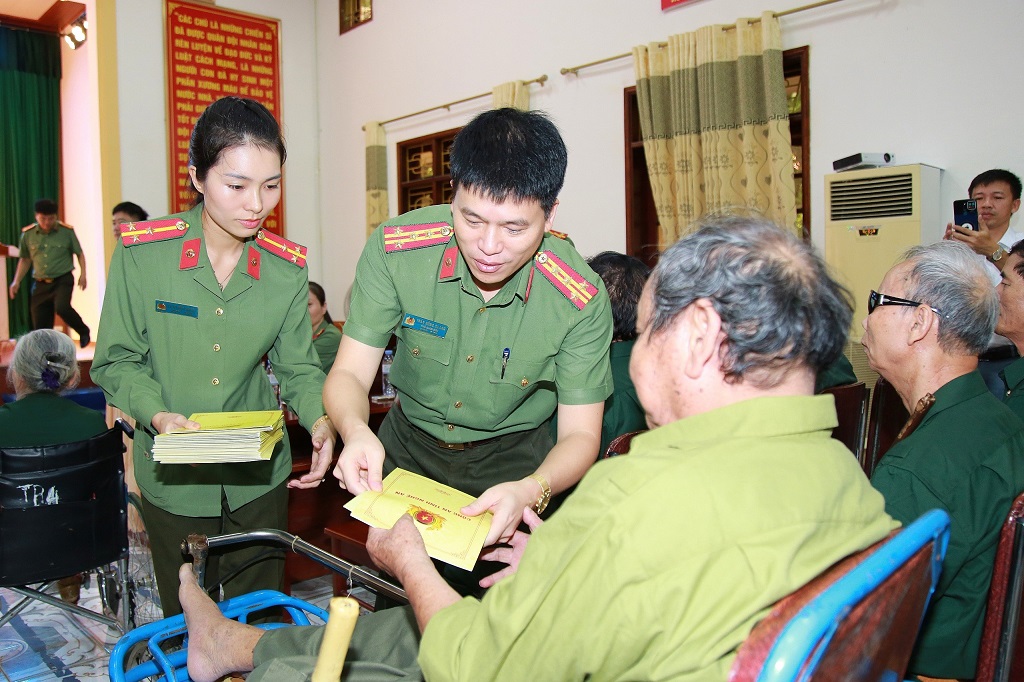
top-left (832, 152), bottom-right (895, 172)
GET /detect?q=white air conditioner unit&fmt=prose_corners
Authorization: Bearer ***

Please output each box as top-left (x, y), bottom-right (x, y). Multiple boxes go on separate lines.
top-left (824, 163), bottom-right (942, 385)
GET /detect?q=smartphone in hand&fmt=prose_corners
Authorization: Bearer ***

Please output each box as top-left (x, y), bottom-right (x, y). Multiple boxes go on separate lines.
top-left (953, 199), bottom-right (979, 231)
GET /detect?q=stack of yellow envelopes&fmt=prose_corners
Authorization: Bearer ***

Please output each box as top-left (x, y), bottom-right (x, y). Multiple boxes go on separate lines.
top-left (153, 410), bottom-right (284, 463)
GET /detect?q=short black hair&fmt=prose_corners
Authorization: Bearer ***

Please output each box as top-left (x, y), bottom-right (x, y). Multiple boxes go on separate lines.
top-left (588, 251), bottom-right (650, 341)
top-left (189, 97), bottom-right (286, 186)
top-left (308, 281), bottom-right (333, 324)
top-left (112, 201), bottom-right (148, 221)
top-left (449, 108), bottom-right (567, 216)
top-left (969, 169), bottom-right (1022, 200)
top-left (34, 198), bottom-right (57, 215)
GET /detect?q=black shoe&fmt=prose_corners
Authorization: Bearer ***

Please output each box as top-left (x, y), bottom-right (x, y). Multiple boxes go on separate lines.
top-left (80, 329), bottom-right (90, 348)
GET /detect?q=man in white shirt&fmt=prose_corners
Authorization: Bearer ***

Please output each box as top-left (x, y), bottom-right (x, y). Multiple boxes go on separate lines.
top-left (945, 169), bottom-right (1022, 285)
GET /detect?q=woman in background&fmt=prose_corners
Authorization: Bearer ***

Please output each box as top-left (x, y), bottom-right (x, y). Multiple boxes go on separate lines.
top-left (92, 96), bottom-right (335, 618)
top-left (308, 282), bottom-right (341, 373)
top-left (0, 329), bottom-right (107, 602)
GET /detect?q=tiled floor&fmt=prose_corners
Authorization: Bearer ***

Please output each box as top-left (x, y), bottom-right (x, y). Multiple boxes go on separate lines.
top-left (0, 573), bottom-right (336, 681)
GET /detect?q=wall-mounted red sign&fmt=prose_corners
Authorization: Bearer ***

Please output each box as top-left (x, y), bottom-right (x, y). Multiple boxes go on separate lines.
top-left (165, 1), bottom-right (284, 233)
top-left (662, 0), bottom-right (698, 9)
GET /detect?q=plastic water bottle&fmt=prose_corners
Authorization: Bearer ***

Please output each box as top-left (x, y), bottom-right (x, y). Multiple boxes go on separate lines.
top-left (381, 350), bottom-right (396, 398)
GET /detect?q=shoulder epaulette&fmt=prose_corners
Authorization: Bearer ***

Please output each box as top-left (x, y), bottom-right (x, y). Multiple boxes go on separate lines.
top-left (534, 251), bottom-right (598, 311)
top-left (384, 222), bottom-right (453, 253)
top-left (21, 224), bottom-right (34, 233)
top-left (548, 229), bottom-right (570, 240)
top-left (120, 218), bottom-right (189, 246)
top-left (59, 223), bottom-right (75, 231)
top-left (256, 229), bottom-right (307, 268)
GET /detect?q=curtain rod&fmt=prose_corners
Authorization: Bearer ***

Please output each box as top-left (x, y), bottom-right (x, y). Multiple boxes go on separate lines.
top-left (366, 75), bottom-right (548, 130)
top-left (560, 0), bottom-right (847, 76)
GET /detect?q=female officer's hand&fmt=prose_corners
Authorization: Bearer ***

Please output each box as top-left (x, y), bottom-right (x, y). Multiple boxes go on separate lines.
top-left (333, 424), bottom-right (385, 495)
top-left (152, 411), bottom-right (201, 434)
top-left (462, 478), bottom-right (543, 547)
top-left (288, 419), bottom-right (337, 489)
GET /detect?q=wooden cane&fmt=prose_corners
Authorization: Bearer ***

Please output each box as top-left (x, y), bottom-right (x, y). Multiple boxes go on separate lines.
top-left (311, 596), bottom-right (360, 682)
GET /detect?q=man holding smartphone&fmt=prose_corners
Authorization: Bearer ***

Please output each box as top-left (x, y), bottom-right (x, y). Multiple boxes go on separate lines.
top-left (945, 168), bottom-right (1023, 282)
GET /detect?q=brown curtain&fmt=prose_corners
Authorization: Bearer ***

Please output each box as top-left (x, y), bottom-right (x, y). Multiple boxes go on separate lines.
top-left (365, 121), bottom-right (388, 237)
top-left (633, 11), bottom-right (796, 247)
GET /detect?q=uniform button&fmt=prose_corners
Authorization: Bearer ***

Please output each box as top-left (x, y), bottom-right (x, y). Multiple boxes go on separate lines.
top-left (212, 377), bottom-right (220, 385)
top-left (215, 308), bottom-right (224, 316)
top-left (213, 343), bottom-right (221, 352)
top-left (447, 424), bottom-right (455, 431)
top-left (466, 355), bottom-right (474, 363)
top-left (412, 348), bottom-right (420, 356)
top-left (454, 401), bottom-right (463, 408)
top-left (478, 307), bottom-right (486, 313)
top-left (521, 378), bottom-right (529, 387)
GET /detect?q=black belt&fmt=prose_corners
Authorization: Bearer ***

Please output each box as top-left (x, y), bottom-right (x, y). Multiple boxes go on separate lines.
top-left (434, 434), bottom-right (504, 451)
top-left (34, 277), bottom-right (54, 284)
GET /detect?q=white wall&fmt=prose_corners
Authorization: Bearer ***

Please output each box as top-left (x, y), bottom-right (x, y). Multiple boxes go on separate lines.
top-left (312, 0), bottom-right (1024, 314)
top-left (114, 0), bottom-right (322, 277)
top-left (60, 0), bottom-right (104, 339)
top-left (109, 0), bottom-right (1024, 319)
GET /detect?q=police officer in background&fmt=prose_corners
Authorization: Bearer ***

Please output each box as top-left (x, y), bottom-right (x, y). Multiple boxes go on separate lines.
top-left (8, 198), bottom-right (90, 347)
top-left (326, 108), bottom-right (613, 593)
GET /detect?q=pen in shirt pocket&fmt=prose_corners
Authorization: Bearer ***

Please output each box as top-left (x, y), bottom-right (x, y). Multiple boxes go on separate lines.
top-left (501, 347), bottom-right (511, 380)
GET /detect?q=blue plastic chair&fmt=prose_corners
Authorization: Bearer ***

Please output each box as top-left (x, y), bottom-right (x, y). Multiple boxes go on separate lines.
top-left (729, 509), bottom-right (951, 682)
top-left (108, 590), bottom-right (328, 682)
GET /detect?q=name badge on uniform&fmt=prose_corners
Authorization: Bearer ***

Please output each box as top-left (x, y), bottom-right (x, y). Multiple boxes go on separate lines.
top-left (401, 313), bottom-right (448, 338)
top-left (155, 300), bottom-right (199, 318)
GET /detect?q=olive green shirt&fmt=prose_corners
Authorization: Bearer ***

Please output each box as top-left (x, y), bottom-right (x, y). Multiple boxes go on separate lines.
top-left (312, 319), bottom-right (342, 374)
top-left (91, 203), bottom-right (327, 516)
top-left (1000, 356), bottom-right (1024, 420)
top-left (345, 205), bottom-right (613, 442)
top-left (871, 371), bottom-right (1024, 679)
top-left (17, 222), bottom-right (82, 279)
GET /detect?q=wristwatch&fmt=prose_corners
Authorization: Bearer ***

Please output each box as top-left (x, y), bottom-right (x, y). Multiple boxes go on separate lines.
top-left (528, 474), bottom-right (551, 514)
top-left (990, 247), bottom-right (1006, 263)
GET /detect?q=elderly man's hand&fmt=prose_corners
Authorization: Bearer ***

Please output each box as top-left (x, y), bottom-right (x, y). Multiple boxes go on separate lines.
top-left (478, 507), bottom-right (543, 589)
top-left (367, 514), bottom-right (434, 583)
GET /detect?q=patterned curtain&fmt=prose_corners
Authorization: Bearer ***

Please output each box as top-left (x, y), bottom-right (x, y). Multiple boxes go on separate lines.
top-left (632, 11), bottom-right (796, 247)
top-left (492, 81), bottom-right (530, 110)
top-left (365, 121), bottom-right (388, 237)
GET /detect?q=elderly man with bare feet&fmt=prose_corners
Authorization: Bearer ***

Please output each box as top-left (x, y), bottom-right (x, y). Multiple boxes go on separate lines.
top-left (180, 215), bottom-right (895, 681)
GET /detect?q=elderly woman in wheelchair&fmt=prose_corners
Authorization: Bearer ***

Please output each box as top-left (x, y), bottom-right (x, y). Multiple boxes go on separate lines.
top-left (0, 329), bottom-right (107, 603)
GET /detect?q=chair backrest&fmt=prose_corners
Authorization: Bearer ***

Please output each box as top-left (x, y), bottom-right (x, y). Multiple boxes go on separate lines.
top-left (729, 509), bottom-right (951, 682)
top-left (976, 491), bottom-right (1024, 682)
top-left (821, 382), bottom-right (869, 465)
top-left (0, 423), bottom-right (129, 586)
top-left (863, 375), bottom-right (909, 478)
top-left (602, 429), bottom-right (646, 459)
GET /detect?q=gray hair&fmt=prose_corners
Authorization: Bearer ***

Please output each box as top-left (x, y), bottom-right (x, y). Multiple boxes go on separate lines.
top-left (648, 214), bottom-right (853, 388)
top-left (900, 241), bottom-right (996, 355)
top-left (9, 330), bottom-right (80, 397)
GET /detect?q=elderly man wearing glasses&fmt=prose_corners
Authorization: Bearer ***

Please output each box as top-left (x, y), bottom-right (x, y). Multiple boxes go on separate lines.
top-left (864, 240), bottom-right (1024, 681)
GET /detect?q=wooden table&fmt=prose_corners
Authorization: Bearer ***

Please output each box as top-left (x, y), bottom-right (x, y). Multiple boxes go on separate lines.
top-left (284, 400), bottom-right (392, 591)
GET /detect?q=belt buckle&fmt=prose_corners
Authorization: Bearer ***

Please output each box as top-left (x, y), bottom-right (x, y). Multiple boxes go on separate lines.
top-left (439, 440), bottom-right (465, 451)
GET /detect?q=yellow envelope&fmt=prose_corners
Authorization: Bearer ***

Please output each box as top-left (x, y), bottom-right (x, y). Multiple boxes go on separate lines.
top-left (344, 468), bottom-right (493, 571)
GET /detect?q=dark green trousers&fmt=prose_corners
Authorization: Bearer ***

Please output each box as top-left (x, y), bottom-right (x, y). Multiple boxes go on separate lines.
top-left (141, 482), bottom-right (288, 618)
top-left (250, 606), bottom-right (422, 681)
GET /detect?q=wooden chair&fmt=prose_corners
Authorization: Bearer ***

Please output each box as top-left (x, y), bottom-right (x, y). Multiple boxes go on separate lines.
top-left (729, 509), bottom-right (951, 682)
top-left (602, 429), bottom-right (646, 459)
top-left (975, 491), bottom-right (1024, 682)
top-left (820, 382), bottom-right (869, 464)
top-left (863, 375), bottom-right (909, 478)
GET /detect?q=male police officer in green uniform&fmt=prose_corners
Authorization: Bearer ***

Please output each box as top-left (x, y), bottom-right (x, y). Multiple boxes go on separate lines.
top-left (864, 241), bottom-right (1024, 679)
top-left (326, 109), bottom-right (613, 584)
top-left (9, 199), bottom-right (90, 346)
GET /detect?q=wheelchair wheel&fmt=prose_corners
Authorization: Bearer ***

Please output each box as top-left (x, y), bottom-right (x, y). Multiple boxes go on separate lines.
top-left (98, 492), bottom-right (163, 629)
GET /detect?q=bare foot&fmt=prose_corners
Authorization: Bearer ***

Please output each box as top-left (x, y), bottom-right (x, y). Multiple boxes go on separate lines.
top-left (179, 564), bottom-right (263, 682)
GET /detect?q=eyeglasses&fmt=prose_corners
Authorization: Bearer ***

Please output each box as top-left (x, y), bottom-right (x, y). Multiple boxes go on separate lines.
top-left (868, 290), bottom-right (942, 317)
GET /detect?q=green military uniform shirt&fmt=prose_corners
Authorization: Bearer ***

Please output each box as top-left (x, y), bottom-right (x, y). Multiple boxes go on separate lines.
top-left (871, 371), bottom-right (1024, 679)
top-left (0, 392), bottom-right (107, 447)
top-left (17, 222), bottom-right (82, 279)
top-left (345, 205), bottom-right (613, 443)
top-left (91, 203), bottom-right (327, 517)
top-left (814, 352), bottom-right (858, 393)
top-left (1000, 356), bottom-right (1024, 419)
top-left (312, 319), bottom-right (342, 374)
